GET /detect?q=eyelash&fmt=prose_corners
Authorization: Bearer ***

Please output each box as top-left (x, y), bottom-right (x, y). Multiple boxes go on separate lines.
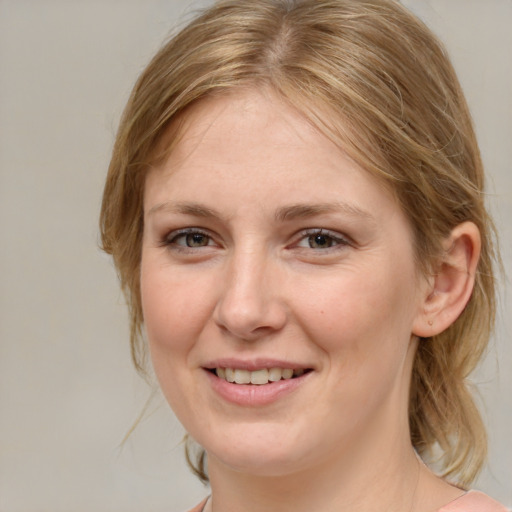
top-left (294, 229), bottom-right (351, 251)
top-left (161, 228), bottom-right (216, 252)
top-left (160, 227), bottom-right (351, 253)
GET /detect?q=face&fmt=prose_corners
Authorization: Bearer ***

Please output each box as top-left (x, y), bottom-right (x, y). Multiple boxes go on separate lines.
top-left (141, 90), bottom-right (429, 477)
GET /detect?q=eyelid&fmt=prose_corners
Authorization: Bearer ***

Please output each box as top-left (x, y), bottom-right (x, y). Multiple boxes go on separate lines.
top-left (293, 228), bottom-right (353, 249)
top-left (161, 227), bottom-right (218, 249)
top-left (159, 226), bottom-right (352, 253)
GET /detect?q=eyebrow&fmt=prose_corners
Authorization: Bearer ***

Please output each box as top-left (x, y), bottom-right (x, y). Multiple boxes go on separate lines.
top-left (147, 201), bottom-right (224, 219)
top-left (146, 201), bottom-right (374, 223)
top-left (274, 202), bottom-right (374, 222)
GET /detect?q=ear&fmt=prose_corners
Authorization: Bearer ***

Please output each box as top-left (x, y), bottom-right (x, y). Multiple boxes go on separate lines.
top-left (413, 222), bottom-right (481, 337)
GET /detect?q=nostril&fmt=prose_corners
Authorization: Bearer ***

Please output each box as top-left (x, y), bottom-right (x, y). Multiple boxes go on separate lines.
top-left (213, 284), bottom-right (288, 341)
top-left (216, 322), bottom-right (284, 342)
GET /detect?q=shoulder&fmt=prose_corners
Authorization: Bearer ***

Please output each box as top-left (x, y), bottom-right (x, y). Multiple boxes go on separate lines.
top-left (438, 490), bottom-right (509, 512)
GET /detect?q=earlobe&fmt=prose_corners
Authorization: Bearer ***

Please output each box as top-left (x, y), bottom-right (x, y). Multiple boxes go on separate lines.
top-left (413, 222), bottom-right (481, 338)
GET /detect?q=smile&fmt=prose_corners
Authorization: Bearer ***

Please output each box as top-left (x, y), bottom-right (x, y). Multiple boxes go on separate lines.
top-left (214, 367), bottom-right (308, 385)
top-left (204, 363), bottom-right (314, 406)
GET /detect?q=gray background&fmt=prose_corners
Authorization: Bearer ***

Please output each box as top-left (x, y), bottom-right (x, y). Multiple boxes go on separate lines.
top-left (0, 0), bottom-right (510, 510)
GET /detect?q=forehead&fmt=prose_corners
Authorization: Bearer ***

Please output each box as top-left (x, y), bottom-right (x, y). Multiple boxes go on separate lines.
top-left (144, 88), bottom-right (402, 224)
top-left (155, 89), bottom-right (328, 169)
top-left (150, 89), bottom-right (354, 186)
top-left (150, 87), bottom-right (397, 195)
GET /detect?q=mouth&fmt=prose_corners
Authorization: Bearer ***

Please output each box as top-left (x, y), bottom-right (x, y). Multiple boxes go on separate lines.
top-left (208, 367), bottom-right (312, 385)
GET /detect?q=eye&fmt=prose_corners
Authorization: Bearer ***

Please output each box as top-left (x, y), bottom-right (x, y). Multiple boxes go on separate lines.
top-left (165, 229), bottom-right (215, 249)
top-left (307, 232), bottom-right (336, 249)
top-left (296, 229), bottom-right (350, 250)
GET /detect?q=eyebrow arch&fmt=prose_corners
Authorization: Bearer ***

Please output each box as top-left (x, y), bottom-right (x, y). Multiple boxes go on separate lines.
top-left (146, 200), bottom-right (375, 223)
top-left (275, 202), bottom-right (375, 222)
top-left (147, 201), bottom-right (225, 220)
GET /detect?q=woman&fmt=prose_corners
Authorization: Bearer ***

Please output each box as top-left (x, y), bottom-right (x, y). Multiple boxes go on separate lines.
top-left (100, 1), bottom-right (506, 511)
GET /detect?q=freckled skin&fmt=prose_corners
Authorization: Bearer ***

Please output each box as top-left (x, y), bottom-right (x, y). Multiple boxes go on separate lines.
top-left (140, 89), bottom-right (472, 512)
top-left (141, 89), bottom-right (428, 480)
top-left (145, 101), bottom-right (506, 512)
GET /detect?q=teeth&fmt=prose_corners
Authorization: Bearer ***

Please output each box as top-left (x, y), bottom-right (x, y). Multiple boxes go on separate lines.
top-left (225, 368), bottom-right (235, 383)
top-left (282, 368), bottom-right (293, 379)
top-left (268, 368), bottom-right (282, 381)
top-left (234, 369), bottom-right (251, 384)
top-left (251, 369), bottom-right (269, 385)
top-left (215, 367), bottom-right (306, 385)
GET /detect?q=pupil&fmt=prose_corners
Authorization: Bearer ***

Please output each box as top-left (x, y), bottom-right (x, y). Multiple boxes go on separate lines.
top-left (311, 234), bottom-right (331, 248)
top-left (187, 233), bottom-right (206, 247)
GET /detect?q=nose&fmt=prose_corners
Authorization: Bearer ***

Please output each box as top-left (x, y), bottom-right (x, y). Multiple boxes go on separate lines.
top-left (213, 249), bottom-right (287, 341)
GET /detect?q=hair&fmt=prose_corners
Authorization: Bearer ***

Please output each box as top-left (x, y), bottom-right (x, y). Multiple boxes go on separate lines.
top-left (100, 0), bottom-right (499, 487)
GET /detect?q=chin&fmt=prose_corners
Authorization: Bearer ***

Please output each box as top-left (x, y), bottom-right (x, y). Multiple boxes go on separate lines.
top-left (209, 447), bottom-right (308, 478)
top-left (199, 423), bottom-right (322, 477)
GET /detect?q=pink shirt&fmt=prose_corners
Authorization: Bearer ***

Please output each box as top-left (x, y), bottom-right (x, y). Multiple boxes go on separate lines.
top-left (187, 491), bottom-right (509, 512)
top-left (439, 491), bottom-right (509, 512)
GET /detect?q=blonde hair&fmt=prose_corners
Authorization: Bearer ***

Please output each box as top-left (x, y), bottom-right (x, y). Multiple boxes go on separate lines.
top-left (100, 0), bottom-right (499, 486)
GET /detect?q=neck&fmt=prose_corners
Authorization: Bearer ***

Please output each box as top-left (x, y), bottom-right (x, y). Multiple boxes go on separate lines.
top-left (207, 427), bottom-right (425, 512)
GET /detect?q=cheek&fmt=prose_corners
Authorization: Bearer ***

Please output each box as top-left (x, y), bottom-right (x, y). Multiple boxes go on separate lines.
top-left (292, 261), bottom-right (418, 361)
top-left (292, 268), bottom-right (418, 429)
top-left (141, 259), bottom-right (211, 348)
top-left (141, 273), bottom-right (182, 351)
top-left (140, 261), bottom-right (210, 406)
top-left (140, 261), bottom-right (208, 416)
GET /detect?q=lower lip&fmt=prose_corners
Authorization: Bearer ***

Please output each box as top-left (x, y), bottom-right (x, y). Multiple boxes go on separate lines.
top-left (204, 370), bottom-right (312, 407)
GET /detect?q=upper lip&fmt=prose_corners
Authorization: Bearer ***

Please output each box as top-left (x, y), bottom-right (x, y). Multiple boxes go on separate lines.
top-left (202, 358), bottom-right (313, 371)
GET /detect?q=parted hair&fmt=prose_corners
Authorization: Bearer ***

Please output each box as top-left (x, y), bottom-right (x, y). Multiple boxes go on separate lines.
top-left (100, 0), bottom-right (499, 486)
